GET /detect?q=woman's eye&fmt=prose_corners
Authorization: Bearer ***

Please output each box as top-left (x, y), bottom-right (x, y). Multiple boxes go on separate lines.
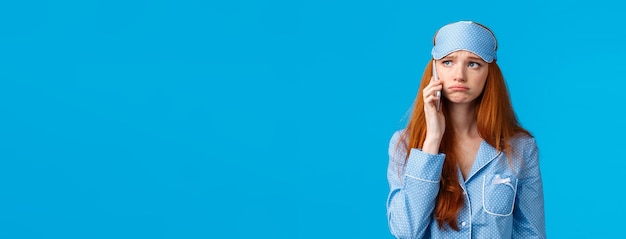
top-left (468, 62), bottom-right (481, 68)
top-left (442, 60), bottom-right (452, 66)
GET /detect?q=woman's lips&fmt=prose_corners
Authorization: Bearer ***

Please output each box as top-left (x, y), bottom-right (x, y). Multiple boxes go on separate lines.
top-left (449, 86), bottom-right (469, 91)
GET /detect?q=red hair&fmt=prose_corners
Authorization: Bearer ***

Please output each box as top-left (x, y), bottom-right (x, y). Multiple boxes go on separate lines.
top-left (398, 59), bottom-right (530, 230)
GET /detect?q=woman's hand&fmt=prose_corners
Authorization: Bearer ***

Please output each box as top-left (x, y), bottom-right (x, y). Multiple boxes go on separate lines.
top-left (422, 76), bottom-right (445, 154)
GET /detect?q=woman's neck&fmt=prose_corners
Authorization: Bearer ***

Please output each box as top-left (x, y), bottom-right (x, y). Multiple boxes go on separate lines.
top-left (448, 103), bottom-right (479, 139)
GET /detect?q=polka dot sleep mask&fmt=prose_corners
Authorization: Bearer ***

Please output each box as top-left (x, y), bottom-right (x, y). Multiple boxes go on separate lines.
top-left (431, 21), bottom-right (498, 63)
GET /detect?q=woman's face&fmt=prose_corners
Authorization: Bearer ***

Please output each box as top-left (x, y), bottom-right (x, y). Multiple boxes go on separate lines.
top-left (436, 50), bottom-right (489, 104)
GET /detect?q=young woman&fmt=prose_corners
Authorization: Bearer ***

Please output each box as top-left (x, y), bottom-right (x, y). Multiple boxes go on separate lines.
top-left (386, 21), bottom-right (546, 238)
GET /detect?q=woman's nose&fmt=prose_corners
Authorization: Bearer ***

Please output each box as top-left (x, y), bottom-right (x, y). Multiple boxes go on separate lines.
top-left (451, 66), bottom-right (466, 82)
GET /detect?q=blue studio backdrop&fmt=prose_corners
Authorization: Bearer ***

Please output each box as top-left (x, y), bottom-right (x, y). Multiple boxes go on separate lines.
top-left (1, 0), bottom-right (624, 238)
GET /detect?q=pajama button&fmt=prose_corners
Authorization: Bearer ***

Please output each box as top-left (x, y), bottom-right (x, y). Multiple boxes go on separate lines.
top-left (461, 221), bottom-right (467, 227)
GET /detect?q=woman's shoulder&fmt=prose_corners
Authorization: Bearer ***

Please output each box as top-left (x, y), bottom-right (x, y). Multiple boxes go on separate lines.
top-left (390, 128), bottom-right (406, 140)
top-left (508, 133), bottom-right (541, 178)
top-left (388, 128), bottom-right (408, 156)
top-left (510, 132), bottom-right (537, 149)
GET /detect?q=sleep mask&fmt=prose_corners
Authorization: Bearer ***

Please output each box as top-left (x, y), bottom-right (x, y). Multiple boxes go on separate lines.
top-left (431, 21), bottom-right (497, 63)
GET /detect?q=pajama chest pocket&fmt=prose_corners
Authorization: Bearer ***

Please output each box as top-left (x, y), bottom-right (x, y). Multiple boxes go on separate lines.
top-left (482, 174), bottom-right (518, 216)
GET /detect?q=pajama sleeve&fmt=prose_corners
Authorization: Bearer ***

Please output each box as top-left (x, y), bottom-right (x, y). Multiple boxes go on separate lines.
top-left (386, 131), bottom-right (446, 239)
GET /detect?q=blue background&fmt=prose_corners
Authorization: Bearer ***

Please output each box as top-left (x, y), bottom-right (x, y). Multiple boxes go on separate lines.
top-left (1, 0), bottom-right (623, 238)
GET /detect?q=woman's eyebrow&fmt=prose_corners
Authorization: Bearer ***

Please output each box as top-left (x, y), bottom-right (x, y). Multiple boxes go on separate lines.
top-left (441, 54), bottom-right (485, 62)
top-left (441, 55), bottom-right (456, 60)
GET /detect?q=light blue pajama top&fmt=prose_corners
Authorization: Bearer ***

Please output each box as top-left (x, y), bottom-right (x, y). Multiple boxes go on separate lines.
top-left (386, 130), bottom-right (546, 239)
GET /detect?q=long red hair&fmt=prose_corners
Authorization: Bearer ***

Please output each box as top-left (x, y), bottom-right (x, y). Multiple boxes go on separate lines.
top-left (397, 59), bottom-right (530, 230)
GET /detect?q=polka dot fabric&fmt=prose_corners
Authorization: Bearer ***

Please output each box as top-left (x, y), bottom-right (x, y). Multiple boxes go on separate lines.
top-left (431, 21), bottom-right (497, 63)
top-left (386, 130), bottom-right (546, 238)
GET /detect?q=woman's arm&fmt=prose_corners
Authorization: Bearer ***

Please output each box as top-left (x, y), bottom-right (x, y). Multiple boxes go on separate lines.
top-left (386, 131), bottom-right (445, 238)
top-left (512, 138), bottom-right (546, 238)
